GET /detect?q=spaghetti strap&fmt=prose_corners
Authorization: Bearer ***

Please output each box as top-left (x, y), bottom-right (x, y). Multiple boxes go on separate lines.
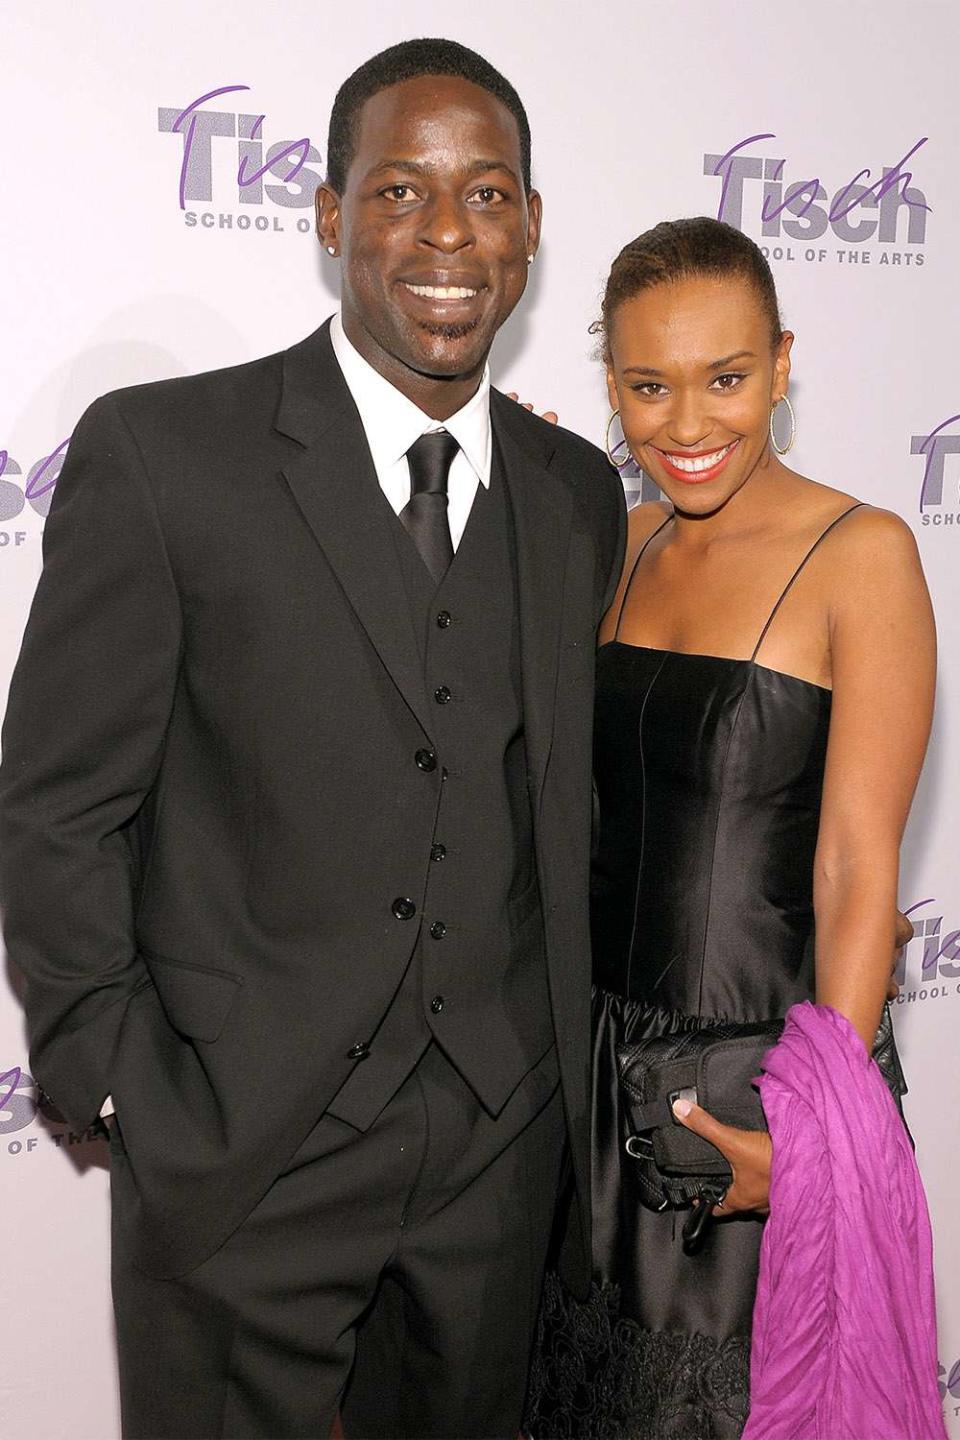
top-left (750, 503), bottom-right (865, 663)
top-left (613, 513), bottom-right (674, 640)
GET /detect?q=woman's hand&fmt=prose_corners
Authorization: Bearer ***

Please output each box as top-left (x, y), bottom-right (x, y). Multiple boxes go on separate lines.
top-left (672, 1097), bottom-right (772, 1216)
top-left (505, 392), bottom-right (558, 425)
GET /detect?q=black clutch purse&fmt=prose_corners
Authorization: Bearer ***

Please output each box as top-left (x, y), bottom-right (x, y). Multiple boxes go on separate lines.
top-left (616, 1004), bottom-right (906, 1254)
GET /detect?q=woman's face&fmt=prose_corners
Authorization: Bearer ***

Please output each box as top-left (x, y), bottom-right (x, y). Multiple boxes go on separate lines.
top-left (606, 273), bottom-right (793, 516)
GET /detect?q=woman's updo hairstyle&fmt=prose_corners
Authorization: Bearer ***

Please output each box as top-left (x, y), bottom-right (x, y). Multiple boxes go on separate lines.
top-left (598, 216), bottom-right (783, 363)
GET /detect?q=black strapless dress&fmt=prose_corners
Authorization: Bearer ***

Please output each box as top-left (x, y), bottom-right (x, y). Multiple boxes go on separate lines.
top-left (527, 510), bottom-right (862, 1440)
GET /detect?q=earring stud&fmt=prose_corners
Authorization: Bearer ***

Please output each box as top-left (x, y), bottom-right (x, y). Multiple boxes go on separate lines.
top-left (326, 246), bottom-right (336, 256)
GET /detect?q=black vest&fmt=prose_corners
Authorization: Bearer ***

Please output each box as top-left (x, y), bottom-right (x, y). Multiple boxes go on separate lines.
top-left (327, 450), bottom-right (553, 1129)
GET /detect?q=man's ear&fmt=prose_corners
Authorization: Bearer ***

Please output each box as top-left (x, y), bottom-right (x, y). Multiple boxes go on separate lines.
top-left (525, 190), bottom-right (543, 260)
top-left (315, 183), bottom-right (342, 255)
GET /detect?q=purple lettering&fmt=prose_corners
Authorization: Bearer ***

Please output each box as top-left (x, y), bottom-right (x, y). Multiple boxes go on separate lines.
top-left (25, 437), bottom-right (70, 503)
top-left (829, 139), bottom-right (931, 224)
top-left (762, 175), bottom-right (821, 223)
top-left (238, 135), bottom-right (310, 190)
top-left (707, 134), bottom-right (930, 240)
top-left (936, 929), bottom-right (960, 978)
top-left (166, 84), bottom-right (250, 211)
top-left (0, 1066), bottom-right (21, 1113)
top-left (237, 113), bottom-right (265, 204)
top-left (708, 132), bottom-right (776, 223)
top-left (829, 168), bottom-right (873, 223)
top-left (872, 137), bottom-right (931, 211)
top-left (912, 417), bottom-right (960, 511)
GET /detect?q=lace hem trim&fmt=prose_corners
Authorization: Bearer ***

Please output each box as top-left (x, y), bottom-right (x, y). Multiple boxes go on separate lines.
top-left (526, 1272), bottom-right (750, 1439)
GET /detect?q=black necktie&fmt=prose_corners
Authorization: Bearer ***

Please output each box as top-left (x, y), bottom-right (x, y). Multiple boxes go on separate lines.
top-left (400, 432), bottom-right (459, 583)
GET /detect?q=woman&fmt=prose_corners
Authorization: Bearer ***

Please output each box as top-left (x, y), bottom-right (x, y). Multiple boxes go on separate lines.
top-left (526, 218), bottom-right (941, 1438)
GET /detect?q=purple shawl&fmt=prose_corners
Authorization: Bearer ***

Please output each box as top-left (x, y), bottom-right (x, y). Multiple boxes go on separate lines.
top-left (743, 1002), bottom-right (946, 1440)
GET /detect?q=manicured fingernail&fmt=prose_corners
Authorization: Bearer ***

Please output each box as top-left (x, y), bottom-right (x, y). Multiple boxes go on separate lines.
top-left (673, 1098), bottom-right (692, 1118)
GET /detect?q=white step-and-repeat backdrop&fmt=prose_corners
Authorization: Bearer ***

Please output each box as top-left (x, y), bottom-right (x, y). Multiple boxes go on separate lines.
top-left (2, 3), bottom-right (958, 1435)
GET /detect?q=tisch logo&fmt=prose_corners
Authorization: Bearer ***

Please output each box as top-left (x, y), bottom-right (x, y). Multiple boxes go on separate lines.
top-left (939, 1356), bottom-right (960, 1398)
top-left (621, 465), bottom-right (662, 510)
top-left (893, 898), bottom-right (960, 1004)
top-left (607, 429), bottom-right (662, 509)
top-left (158, 83), bottom-right (323, 234)
top-left (938, 1357), bottom-right (960, 1421)
top-left (912, 415), bottom-right (960, 526)
top-left (0, 442), bottom-right (68, 549)
top-left (703, 133), bottom-right (930, 268)
top-left (0, 1064), bottom-right (104, 1157)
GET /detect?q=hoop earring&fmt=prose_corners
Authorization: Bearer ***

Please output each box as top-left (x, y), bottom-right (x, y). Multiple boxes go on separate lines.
top-left (605, 410), bottom-right (633, 471)
top-left (769, 394), bottom-right (796, 455)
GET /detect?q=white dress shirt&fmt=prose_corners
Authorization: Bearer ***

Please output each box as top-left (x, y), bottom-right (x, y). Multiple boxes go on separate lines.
top-left (98, 318), bottom-right (490, 1126)
top-left (329, 312), bottom-right (491, 551)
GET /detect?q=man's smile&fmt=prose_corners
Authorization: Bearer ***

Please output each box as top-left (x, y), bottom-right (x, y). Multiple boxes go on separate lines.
top-left (402, 283), bottom-right (482, 300)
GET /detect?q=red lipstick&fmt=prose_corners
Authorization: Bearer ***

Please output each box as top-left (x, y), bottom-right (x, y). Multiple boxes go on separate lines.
top-left (651, 440), bottom-right (741, 485)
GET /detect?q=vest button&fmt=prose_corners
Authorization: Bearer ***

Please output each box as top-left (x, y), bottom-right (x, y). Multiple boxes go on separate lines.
top-left (415, 748), bottom-right (437, 772)
top-left (436, 610), bottom-right (452, 628)
top-left (430, 843), bottom-right (446, 862)
top-left (392, 897), bottom-right (416, 920)
top-left (430, 995), bottom-right (444, 1014)
top-left (347, 1042), bottom-right (369, 1060)
top-left (434, 686), bottom-right (452, 705)
top-left (430, 920), bottom-right (447, 940)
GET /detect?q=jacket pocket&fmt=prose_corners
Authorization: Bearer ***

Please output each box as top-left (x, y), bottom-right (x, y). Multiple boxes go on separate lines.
top-left (142, 951), bottom-right (242, 1043)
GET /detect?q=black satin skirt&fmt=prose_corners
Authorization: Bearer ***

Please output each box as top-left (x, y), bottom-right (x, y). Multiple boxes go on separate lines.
top-left (526, 986), bottom-right (759, 1439)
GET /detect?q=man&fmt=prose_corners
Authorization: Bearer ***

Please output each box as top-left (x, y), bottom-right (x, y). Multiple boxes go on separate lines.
top-left (0, 38), bottom-right (624, 1440)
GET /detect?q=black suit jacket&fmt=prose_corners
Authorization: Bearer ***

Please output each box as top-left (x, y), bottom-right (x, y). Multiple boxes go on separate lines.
top-left (0, 320), bottom-right (626, 1284)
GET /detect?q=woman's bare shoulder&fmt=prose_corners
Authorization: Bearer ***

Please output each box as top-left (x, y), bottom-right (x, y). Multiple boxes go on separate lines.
top-left (786, 475), bottom-right (919, 567)
top-left (811, 494), bottom-right (920, 568)
top-left (794, 490), bottom-right (928, 642)
top-left (835, 501), bottom-right (917, 547)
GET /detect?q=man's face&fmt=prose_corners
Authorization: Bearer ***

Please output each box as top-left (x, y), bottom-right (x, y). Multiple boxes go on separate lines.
top-left (317, 74), bottom-right (541, 390)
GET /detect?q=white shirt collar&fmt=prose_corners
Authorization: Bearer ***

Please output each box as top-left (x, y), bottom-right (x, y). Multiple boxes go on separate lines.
top-left (329, 312), bottom-right (491, 487)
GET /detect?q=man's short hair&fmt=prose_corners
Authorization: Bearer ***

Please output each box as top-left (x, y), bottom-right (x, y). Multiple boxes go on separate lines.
top-left (326, 37), bottom-right (532, 195)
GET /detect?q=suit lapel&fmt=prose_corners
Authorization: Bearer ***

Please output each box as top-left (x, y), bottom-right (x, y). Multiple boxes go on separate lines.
top-left (276, 323), bottom-right (432, 738)
top-left (274, 329), bottom-right (576, 758)
top-left (492, 391), bottom-right (573, 806)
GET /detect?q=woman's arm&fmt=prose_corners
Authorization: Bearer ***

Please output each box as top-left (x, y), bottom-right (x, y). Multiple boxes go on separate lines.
top-left (672, 505), bottom-right (934, 1214)
top-left (813, 508), bottom-right (935, 1050)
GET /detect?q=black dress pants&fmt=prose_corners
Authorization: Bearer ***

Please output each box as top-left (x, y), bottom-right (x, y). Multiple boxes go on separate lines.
top-left (111, 1042), bottom-right (565, 1440)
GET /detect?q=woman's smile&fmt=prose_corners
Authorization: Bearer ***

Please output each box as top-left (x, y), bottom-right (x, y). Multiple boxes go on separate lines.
top-left (648, 439), bottom-right (741, 485)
